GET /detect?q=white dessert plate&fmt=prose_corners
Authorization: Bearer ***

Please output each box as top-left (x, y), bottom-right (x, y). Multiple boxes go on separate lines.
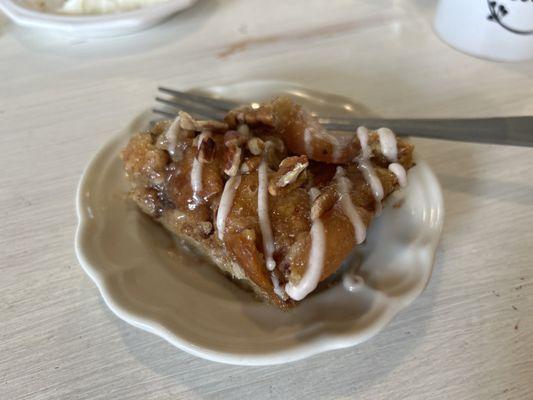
top-left (75, 80), bottom-right (444, 365)
top-left (0, 0), bottom-right (197, 36)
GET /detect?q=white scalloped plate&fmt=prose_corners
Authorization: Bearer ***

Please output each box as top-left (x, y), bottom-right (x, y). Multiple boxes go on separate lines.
top-left (75, 81), bottom-right (444, 365)
top-left (0, 0), bottom-right (197, 36)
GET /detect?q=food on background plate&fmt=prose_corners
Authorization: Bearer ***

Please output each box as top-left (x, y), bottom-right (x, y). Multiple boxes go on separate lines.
top-left (121, 97), bottom-right (414, 309)
top-left (59, 0), bottom-right (170, 14)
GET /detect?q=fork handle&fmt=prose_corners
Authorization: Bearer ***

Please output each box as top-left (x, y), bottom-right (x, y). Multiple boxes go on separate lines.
top-left (320, 117), bottom-right (533, 147)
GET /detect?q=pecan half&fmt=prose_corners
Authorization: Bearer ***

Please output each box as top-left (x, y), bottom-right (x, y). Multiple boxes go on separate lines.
top-left (310, 187), bottom-right (338, 220)
top-left (268, 155), bottom-right (308, 196)
top-left (224, 130), bottom-right (248, 147)
top-left (197, 137), bottom-right (216, 163)
top-left (224, 105), bottom-right (274, 128)
top-left (178, 111), bottom-right (198, 131)
top-left (237, 124), bottom-right (250, 136)
top-left (240, 155), bottom-right (262, 174)
top-left (247, 137), bottom-right (265, 156)
top-left (224, 145), bottom-right (242, 176)
top-left (197, 120), bottom-right (229, 132)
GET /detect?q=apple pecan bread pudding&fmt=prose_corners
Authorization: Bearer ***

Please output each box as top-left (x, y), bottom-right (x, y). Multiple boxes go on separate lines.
top-left (121, 97), bottom-right (414, 309)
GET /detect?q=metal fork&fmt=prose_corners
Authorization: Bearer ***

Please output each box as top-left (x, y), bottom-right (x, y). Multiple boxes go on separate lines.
top-left (154, 87), bottom-right (533, 147)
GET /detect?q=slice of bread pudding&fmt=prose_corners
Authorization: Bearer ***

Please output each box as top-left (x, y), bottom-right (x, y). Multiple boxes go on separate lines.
top-left (121, 97), bottom-right (414, 309)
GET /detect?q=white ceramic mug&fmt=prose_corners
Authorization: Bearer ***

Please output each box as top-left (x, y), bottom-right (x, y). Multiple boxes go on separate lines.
top-left (434, 0), bottom-right (533, 62)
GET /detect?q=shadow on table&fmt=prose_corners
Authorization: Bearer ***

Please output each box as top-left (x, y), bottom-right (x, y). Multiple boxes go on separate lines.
top-left (5, 0), bottom-right (218, 59)
top-left (105, 258), bottom-right (442, 399)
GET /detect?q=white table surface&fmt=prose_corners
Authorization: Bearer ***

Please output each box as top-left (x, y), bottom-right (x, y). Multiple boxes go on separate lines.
top-left (1, 1), bottom-right (532, 399)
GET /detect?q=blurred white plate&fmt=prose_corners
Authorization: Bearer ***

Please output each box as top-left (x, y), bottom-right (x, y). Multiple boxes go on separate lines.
top-left (75, 80), bottom-right (444, 365)
top-left (0, 0), bottom-right (197, 36)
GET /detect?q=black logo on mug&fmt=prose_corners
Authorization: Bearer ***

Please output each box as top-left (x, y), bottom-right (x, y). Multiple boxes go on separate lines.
top-left (487, 0), bottom-right (533, 35)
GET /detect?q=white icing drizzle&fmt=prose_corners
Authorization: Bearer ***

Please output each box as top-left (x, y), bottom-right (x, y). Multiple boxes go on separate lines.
top-left (356, 126), bottom-right (384, 214)
top-left (332, 139), bottom-right (343, 163)
top-left (356, 126), bottom-right (371, 159)
top-left (216, 175), bottom-right (241, 240)
top-left (309, 187), bottom-right (321, 202)
top-left (388, 162), bottom-right (407, 188)
top-left (285, 188), bottom-right (326, 301)
top-left (335, 167), bottom-right (366, 244)
top-left (165, 115), bottom-right (182, 156)
top-left (190, 158), bottom-right (202, 195)
top-left (271, 272), bottom-right (288, 300)
top-left (342, 273), bottom-right (365, 292)
top-left (190, 131), bottom-right (211, 199)
top-left (359, 160), bottom-right (384, 213)
top-left (338, 126), bottom-right (406, 294)
top-left (377, 127), bottom-right (398, 162)
top-left (257, 156), bottom-right (276, 271)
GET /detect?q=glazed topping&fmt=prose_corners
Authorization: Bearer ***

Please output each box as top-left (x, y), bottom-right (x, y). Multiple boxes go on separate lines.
top-left (287, 125), bottom-right (405, 301)
top-left (356, 126), bottom-right (371, 159)
top-left (309, 187), bottom-right (321, 202)
top-left (164, 111), bottom-right (198, 159)
top-left (388, 163), bottom-right (407, 188)
top-left (336, 167), bottom-right (366, 244)
top-left (217, 175), bottom-right (241, 240)
top-left (165, 116), bottom-right (182, 157)
top-left (123, 97), bottom-right (413, 307)
top-left (257, 151), bottom-right (276, 271)
top-left (271, 272), bottom-right (288, 300)
top-left (190, 131), bottom-right (212, 201)
top-left (285, 188), bottom-right (326, 301)
top-left (358, 160), bottom-right (384, 214)
top-left (356, 126), bottom-right (384, 214)
top-left (377, 127), bottom-right (398, 162)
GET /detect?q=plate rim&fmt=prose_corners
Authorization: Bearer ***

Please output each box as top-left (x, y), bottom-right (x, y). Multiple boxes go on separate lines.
top-left (75, 81), bottom-right (445, 365)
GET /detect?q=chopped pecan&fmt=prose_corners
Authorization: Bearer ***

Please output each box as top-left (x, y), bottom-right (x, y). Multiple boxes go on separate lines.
top-left (223, 145), bottom-right (242, 176)
top-left (178, 111), bottom-right (198, 131)
top-left (247, 137), bottom-right (265, 155)
top-left (197, 137), bottom-right (215, 163)
top-left (224, 105), bottom-right (274, 128)
top-left (198, 221), bottom-right (213, 237)
top-left (268, 155), bottom-right (308, 196)
top-left (264, 136), bottom-right (285, 153)
top-left (224, 130), bottom-right (248, 147)
top-left (133, 188), bottom-right (163, 218)
top-left (224, 111), bottom-right (238, 128)
top-left (261, 137), bottom-right (287, 169)
top-left (310, 187), bottom-right (338, 220)
top-left (248, 104), bottom-right (274, 126)
top-left (240, 155), bottom-right (262, 174)
top-left (242, 228), bottom-right (257, 242)
top-left (237, 124), bottom-right (250, 136)
top-left (197, 120), bottom-right (229, 132)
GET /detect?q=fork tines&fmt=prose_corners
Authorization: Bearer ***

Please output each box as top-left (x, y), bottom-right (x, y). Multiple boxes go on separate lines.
top-left (154, 87), bottom-right (239, 121)
top-left (153, 87), bottom-right (360, 132)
